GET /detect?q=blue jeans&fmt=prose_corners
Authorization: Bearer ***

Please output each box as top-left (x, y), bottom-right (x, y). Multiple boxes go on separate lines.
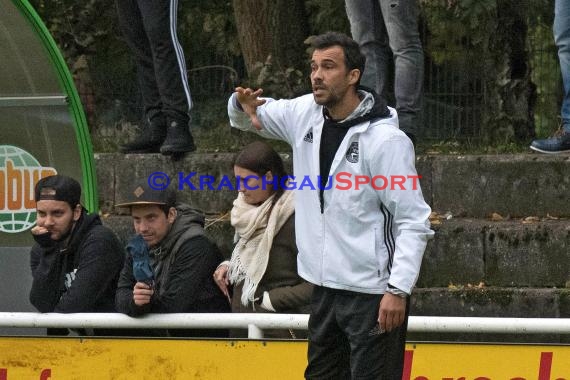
top-left (345, 0), bottom-right (424, 136)
top-left (554, 0), bottom-right (570, 131)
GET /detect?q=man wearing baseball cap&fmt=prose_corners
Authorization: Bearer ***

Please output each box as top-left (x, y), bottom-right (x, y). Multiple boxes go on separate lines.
top-left (114, 180), bottom-right (230, 337)
top-left (29, 174), bottom-right (125, 335)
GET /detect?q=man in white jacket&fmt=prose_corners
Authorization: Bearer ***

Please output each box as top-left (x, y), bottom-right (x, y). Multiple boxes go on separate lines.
top-left (228, 31), bottom-right (434, 379)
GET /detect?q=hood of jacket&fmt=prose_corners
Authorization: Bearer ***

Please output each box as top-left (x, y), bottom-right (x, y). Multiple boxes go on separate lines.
top-left (158, 203), bottom-right (205, 254)
top-left (62, 208), bottom-right (101, 255)
top-left (322, 87), bottom-right (390, 130)
top-left (150, 204), bottom-right (206, 296)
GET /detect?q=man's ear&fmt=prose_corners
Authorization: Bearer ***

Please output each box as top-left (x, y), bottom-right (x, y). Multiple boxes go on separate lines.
top-left (72, 204), bottom-right (82, 221)
top-left (167, 207), bottom-right (177, 224)
top-left (265, 170), bottom-right (273, 182)
top-left (348, 68), bottom-right (360, 86)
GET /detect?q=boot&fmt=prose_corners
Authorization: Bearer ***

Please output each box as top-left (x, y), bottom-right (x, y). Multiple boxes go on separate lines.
top-left (120, 115), bottom-right (167, 153)
top-left (160, 119), bottom-right (196, 155)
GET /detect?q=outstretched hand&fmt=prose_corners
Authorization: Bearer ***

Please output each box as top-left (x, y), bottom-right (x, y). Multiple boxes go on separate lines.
top-left (235, 87), bottom-right (266, 130)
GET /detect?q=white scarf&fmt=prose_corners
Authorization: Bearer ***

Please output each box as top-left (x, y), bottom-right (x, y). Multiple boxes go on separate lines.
top-left (228, 189), bottom-right (295, 306)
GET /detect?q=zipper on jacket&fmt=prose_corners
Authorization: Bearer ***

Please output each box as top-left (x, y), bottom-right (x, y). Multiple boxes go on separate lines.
top-left (320, 212), bottom-right (326, 285)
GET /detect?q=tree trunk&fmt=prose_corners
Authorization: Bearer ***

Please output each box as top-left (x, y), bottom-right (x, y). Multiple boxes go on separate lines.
top-left (232, 0), bottom-right (309, 76)
top-left (482, 0), bottom-right (536, 142)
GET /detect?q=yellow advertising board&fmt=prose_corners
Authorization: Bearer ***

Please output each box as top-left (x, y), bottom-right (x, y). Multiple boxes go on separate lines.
top-left (0, 337), bottom-right (568, 379)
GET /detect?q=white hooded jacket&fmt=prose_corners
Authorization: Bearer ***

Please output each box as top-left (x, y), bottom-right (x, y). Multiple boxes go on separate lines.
top-left (228, 92), bottom-right (434, 295)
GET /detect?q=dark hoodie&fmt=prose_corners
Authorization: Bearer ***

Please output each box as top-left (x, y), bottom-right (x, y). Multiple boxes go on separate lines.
top-left (29, 209), bottom-right (125, 316)
top-left (319, 88), bottom-right (390, 211)
top-left (115, 204), bottom-right (230, 337)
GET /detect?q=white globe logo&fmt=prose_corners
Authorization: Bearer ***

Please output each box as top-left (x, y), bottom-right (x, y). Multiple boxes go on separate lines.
top-left (0, 145), bottom-right (57, 234)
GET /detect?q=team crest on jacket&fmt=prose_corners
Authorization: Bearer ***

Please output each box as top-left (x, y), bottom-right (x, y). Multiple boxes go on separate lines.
top-left (345, 142), bottom-right (359, 163)
top-left (303, 131), bottom-right (313, 143)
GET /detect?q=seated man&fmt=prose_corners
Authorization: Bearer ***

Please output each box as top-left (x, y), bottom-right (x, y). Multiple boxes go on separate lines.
top-left (115, 180), bottom-right (230, 337)
top-left (29, 174), bottom-right (125, 336)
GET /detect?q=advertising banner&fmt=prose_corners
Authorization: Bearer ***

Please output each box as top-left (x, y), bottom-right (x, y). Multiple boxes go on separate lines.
top-left (0, 338), bottom-right (568, 380)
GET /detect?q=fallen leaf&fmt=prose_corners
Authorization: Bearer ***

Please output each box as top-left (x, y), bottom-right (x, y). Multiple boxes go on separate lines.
top-left (489, 212), bottom-right (503, 221)
top-left (522, 216), bottom-right (540, 224)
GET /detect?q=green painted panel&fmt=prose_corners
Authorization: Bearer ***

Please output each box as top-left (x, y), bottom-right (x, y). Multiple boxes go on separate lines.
top-left (0, 0), bottom-right (97, 247)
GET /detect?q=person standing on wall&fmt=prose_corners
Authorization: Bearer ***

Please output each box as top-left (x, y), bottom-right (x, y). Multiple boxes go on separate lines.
top-left (116, 0), bottom-right (196, 156)
top-left (345, 0), bottom-right (424, 145)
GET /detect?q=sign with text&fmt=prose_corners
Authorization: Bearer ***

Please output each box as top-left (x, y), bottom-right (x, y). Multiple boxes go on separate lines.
top-left (0, 338), bottom-right (568, 379)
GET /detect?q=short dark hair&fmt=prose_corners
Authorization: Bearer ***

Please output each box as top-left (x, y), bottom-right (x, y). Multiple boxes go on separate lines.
top-left (310, 31), bottom-right (365, 86)
top-left (157, 189), bottom-right (177, 216)
top-left (233, 141), bottom-right (288, 200)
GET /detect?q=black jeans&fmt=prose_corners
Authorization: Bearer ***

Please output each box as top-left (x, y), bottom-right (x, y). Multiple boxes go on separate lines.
top-left (115, 0), bottom-right (192, 123)
top-left (305, 286), bottom-right (409, 380)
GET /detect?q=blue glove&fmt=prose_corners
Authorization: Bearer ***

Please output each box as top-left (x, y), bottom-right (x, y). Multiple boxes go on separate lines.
top-left (126, 234), bottom-right (154, 286)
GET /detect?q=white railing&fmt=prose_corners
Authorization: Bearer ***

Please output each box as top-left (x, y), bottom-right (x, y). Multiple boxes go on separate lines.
top-left (1, 313), bottom-right (570, 339)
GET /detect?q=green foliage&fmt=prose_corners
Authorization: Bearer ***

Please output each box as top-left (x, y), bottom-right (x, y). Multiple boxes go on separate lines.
top-left (525, 1), bottom-right (561, 138)
top-left (248, 58), bottom-right (309, 99)
top-left (29, 0), bottom-right (115, 60)
top-left (30, 0), bottom-right (563, 147)
top-left (305, 0), bottom-right (350, 35)
top-left (421, 0), bottom-right (496, 66)
top-left (179, 1), bottom-right (241, 67)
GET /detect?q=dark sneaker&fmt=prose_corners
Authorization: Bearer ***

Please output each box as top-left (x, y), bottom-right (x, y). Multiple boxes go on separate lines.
top-left (120, 116), bottom-right (167, 153)
top-left (160, 120), bottom-right (196, 155)
top-left (530, 127), bottom-right (570, 154)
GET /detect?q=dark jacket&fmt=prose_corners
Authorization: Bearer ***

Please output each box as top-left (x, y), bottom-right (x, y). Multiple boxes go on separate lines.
top-left (29, 210), bottom-right (125, 317)
top-left (231, 214), bottom-right (313, 339)
top-left (115, 204), bottom-right (230, 337)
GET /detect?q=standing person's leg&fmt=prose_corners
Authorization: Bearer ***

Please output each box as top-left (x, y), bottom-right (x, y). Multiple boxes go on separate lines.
top-left (138, 0), bottom-right (196, 155)
top-left (555, 0), bottom-right (570, 130)
top-left (379, 0), bottom-right (423, 142)
top-left (345, 0), bottom-right (391, 98)
top-left (530, 0), bottom-right (570, 153)
top-left (382, 296), bottom-right (411, 380)
top-left (336, 291), bottom-right (394, 379)
top-left (116, 0), bottom-right (167, 153)
top-left (305, 287), bottom-right (351, 380)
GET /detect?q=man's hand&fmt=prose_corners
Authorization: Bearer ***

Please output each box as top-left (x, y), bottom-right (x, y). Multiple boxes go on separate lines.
top-left (378, 293), bottom-right (406, 333)
top-left (133, 282), bottom-right (154, 306)
top-left (235, 87), bottom-right (266, 130)
top-left (31, 226), bottom-right (49, 235)
top-left (31, 225), bottom-right (54, 247)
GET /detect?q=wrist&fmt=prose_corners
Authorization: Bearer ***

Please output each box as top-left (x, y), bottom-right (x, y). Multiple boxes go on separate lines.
top-left (386, 284), bottom-right (408, 298)
top-left (216, 261), bottom-right (230, 270)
